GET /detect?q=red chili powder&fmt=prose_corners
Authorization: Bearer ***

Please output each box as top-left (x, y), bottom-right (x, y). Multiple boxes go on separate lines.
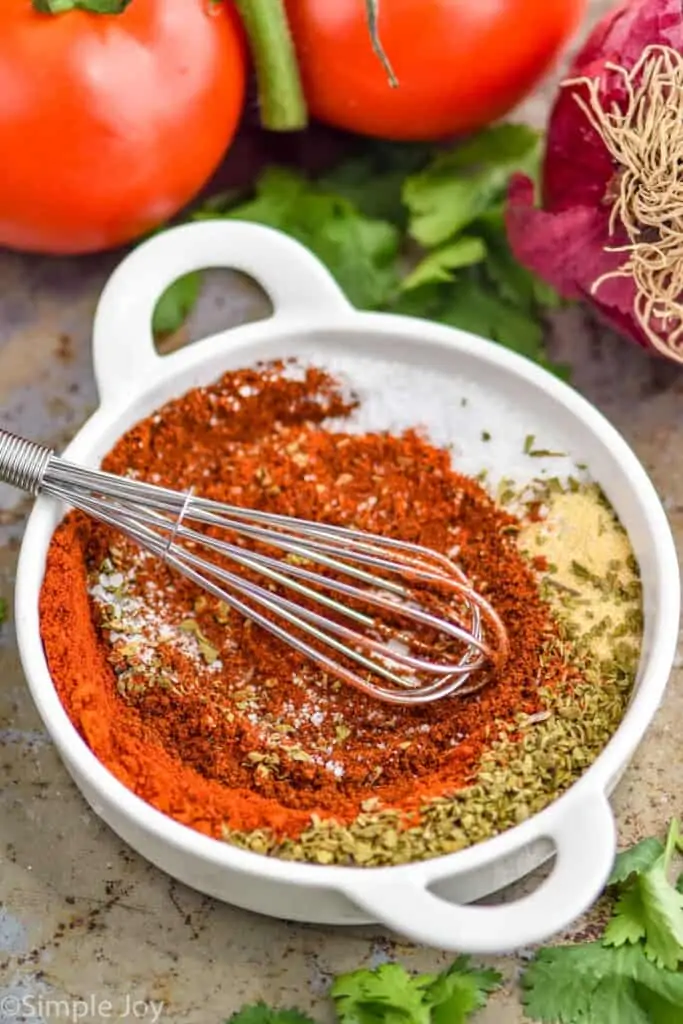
top-left (39, 361), bottom-right (564, 842)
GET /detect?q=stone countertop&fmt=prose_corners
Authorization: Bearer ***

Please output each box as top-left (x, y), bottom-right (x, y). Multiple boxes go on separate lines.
top-left (1, 3), bottom-right (681, 1022)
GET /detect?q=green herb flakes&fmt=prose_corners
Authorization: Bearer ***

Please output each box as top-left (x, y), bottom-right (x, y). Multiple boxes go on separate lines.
top-left (179, 617), bottom-right (220, 665)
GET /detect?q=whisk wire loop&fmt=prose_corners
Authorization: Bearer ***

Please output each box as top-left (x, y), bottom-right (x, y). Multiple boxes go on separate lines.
top-left (0, 429), bottom-right (509, 705)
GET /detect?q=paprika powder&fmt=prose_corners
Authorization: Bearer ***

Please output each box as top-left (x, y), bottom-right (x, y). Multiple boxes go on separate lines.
top-left (39, 361), bottom-right (642, 866)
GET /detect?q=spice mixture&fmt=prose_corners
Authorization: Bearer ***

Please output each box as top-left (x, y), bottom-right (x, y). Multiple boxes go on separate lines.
top-left (39, 361), bottom-right (643, 866)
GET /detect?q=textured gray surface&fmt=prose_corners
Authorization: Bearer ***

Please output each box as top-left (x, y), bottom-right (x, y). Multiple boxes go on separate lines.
top-left (1, 3), bottom-right (682, 1022)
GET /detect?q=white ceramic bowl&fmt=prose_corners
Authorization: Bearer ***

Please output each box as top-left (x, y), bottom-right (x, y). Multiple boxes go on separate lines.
top-left (15, 221), bottom-right (680, 954)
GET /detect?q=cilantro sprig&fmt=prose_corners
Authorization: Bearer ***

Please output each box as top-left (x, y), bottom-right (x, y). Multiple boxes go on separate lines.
top-left (604, 819), bottom-right (683, 970)
top-left (226, 956), bottom-right (503, 1024)
top-left (153, 124), bottom-right (565, 375)
top-left (331, 955), bottom-right (502, 1024)
top-left (521, 818), bottom-right (683, 1023)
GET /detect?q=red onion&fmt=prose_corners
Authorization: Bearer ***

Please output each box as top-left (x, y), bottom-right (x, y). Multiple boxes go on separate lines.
top-left (506, 0), bottom-right (683, 361)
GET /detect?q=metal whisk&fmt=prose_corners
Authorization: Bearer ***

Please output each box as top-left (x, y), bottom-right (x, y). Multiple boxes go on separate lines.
top-left (0, 429), bottom-right (508, 705)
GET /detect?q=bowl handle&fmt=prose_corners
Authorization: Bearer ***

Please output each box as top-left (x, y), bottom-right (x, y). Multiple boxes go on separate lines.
top-left (92, 220), bottom-right (351, 406)
top-left (344, 788), bottom-right (616, 954)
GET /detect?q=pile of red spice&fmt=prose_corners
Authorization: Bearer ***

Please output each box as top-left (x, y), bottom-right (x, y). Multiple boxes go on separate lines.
top-left (40, 361), bottom-right (565, 846)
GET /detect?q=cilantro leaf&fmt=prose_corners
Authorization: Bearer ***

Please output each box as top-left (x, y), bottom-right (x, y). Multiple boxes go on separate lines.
top-left (642, 990), bottom-right (683, 1024)
top-left (226, 1004), bottom-right (316, 1024)
top-left (426, 956), bottom-right (502, 1024)
top-left (609, 837), bottom-right (666, 886)
top-left (385, 282), bottom-right (447, 321)
top-left (610, 860), bottom-right (683, 970)
top-left (396, 125), bottom-right (561, 373)
top-left (429, 276), bottom-right (546, 360)
top-left (320, 141), bottom-right (433, 225)
top-left (521, 941), bottom-right (683, 1024)
top-left (442, 123), bottom-right (542, 173)
top-left (476, 218), bottom-right (562, 314)
top-left (401, 237), bottom-right (487, 291)
top-left (152, 272), bottom-right (202, 338)
top-left (0, 596), bottom-right (6, 625)
top-left (215, 167), bottom-right (401, 310)
top-left (605, 820), bottom-right (683, 970)
top-left (387, 275), bottom-right (567, 379)
top-left (403, 124), bottom-right (541, 247)
top-left (331, 962), bottom-right (437, 1024)
top-left (604, 886), bottom-right (652, 948)
top-left (587, 976), bottom-right (652, 1024)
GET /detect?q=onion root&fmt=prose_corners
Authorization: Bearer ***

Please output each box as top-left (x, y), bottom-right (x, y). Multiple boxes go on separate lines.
top-left (566, 45), bottom-right (683, 361)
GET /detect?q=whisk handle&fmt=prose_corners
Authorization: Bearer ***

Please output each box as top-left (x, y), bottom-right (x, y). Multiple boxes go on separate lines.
top-left (0, 429), bottom-right (54, 495)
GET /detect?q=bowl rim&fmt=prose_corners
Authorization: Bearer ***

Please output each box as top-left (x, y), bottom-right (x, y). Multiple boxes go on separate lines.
top-left (14, 308), bottom-right (681, 888)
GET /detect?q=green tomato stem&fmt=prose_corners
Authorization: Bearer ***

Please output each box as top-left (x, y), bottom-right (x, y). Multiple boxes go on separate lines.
top-left (234, 0), bottom-right (308, 132)
top-left (32, 0), bottom-right (132, 12)
top-left (365, 0), bottom-right (398, 87)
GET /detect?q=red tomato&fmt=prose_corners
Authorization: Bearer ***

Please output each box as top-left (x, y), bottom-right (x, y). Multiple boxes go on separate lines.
top-left (0, 1), bottom-right (246, 254)
top-left (286, 0), bottom-right (587, 141)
